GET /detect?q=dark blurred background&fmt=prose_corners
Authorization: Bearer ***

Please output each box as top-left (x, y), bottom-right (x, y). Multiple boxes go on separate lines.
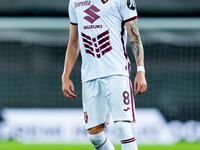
top-left (0, 0), bottom-right (200, 17)
top-left (0, 0), bottom-right (200, 122)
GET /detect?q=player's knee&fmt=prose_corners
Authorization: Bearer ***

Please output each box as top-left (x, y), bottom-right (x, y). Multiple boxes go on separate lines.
top-left (88, 131), bottom-right (106, 147)
top-left (115, 121), bottom-right (127, 133)
top-left (115, 121), bottom-right (133, 140)
top-left (88, 131), bottom-right (115, 150)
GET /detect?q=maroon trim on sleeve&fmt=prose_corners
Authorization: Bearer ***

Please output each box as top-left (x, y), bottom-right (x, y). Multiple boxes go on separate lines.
top-left (124, 16), bottom-right (138, 23)
top-left (70, 22), bottom-right (78, 25)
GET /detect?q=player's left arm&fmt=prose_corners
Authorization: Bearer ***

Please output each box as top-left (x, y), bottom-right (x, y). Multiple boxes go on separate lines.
top-left (126, 18), bottom-right (147, 96)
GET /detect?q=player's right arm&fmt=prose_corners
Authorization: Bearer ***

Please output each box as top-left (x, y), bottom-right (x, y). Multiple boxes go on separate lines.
top-left (62, 24), bottom-right (79, 99)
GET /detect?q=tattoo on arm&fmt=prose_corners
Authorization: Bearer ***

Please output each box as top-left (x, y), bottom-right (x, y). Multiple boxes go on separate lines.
top-left (130, 19), bottom-right (144, 66)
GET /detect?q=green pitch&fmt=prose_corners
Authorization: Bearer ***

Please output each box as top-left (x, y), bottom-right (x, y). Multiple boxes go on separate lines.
top-left (0, 141), bottom-right (199, 150)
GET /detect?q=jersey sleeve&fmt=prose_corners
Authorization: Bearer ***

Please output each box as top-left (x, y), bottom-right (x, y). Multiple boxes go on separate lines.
top-left (119, 0), bottom-right (138, 23)
top-left (68, 0), bottom-right (78, 25)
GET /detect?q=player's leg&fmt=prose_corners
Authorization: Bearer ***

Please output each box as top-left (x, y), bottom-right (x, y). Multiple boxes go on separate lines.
top-left (88, 124), bottom-right (115, 150)
top-left (107, 75), bottom-right (138, 150)
top-left (82, 78), bottom-right (115, 150)
top-left (88, 123), bottom-right (105, 135)
top-left (114, 121), bottom-right (138, 150)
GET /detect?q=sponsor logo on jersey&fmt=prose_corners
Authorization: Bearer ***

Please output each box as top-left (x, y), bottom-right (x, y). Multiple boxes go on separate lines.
top-left (83, 25), bottom-right (102, 30)
top-left (84, 5), bottom-right (100, 24)
top-left (81, 30), bottom-right (112, 58)
top-left (74, 0), bottom-right (91, 8)
top-left (101, 0), bottom-right (109, 4)
top-left (127, 0), bottom-right (136, 10)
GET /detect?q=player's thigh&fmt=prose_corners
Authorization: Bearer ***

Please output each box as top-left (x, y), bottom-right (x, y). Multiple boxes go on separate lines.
top-left (82, 79), bottom-right (109, 130)
top-left (108, 75), bottom-right (136, 122)
top-left (88, 123), bottom-right (105, 134)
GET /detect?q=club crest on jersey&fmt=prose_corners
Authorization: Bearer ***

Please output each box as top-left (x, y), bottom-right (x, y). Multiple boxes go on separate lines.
top-left (127, 0), bottom-right (136, 10)
top-left (84, 112), bottom-right (88, 123)
top-left (101, 0), bottom-right (109, 4)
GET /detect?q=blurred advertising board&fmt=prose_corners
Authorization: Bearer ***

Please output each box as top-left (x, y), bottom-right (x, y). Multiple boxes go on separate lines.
top-left (0, 108), bottom-right (199, 144)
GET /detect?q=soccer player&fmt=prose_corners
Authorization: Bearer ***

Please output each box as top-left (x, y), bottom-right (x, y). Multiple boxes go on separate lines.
top-left (62, 0), bottom-right (147, 149)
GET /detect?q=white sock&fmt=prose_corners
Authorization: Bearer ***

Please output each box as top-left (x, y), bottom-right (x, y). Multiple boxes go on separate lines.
top-left (115, 122), bottom-right (138, 150)
top-left (88, 131), bottom-right (115, 150)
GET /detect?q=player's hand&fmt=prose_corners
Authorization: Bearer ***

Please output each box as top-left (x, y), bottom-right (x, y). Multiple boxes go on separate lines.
top-left (62, 76), bottom-right (77, 99)
top-left (134, 71), bottom-right (147, 96)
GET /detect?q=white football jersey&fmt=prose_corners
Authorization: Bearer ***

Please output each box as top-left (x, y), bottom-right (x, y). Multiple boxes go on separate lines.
top-left (69, 0), bottom-right (138, 82)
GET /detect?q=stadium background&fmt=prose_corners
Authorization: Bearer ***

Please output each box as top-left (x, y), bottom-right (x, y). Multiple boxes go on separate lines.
top-left (0, 0), bottom-right (200, 149)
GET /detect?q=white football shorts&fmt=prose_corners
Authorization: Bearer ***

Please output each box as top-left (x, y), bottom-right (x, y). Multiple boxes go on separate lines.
top-left (82, 75), bottom-right (136, 130)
